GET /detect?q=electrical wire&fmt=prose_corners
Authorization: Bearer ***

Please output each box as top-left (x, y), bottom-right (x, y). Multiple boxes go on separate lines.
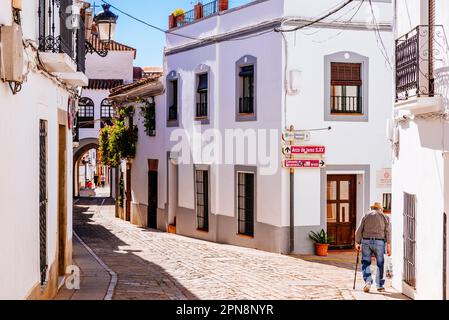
top-left (275, 0), bottom-right (355, 33)
top-left (368, 0), bottom-right (393, 69)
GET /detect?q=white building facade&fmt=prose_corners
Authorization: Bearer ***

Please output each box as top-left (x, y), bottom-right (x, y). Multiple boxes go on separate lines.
top-left (392, 0), bottom-right (449, 300)
top-left (0, 0), bottom-right (87, 299)
top-left (128, 0), bottom-right (394, 255)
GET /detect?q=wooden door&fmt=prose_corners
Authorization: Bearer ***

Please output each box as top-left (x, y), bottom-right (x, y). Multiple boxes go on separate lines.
top-left (58, 125), bottom-right (67, 276)
top-left (148, 171), bottom-right (158, 229)
top-left (327, 175), bottom-right (356, 249)
top-left (125, 166), bottom-right (131, 221)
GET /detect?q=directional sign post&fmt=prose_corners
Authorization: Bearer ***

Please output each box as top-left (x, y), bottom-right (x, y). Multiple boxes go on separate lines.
top-left (283, 159), bottom-right (326, 169)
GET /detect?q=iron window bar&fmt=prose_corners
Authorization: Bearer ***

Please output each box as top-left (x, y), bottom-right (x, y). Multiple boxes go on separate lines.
top-left (237, 172), bottom-right (255, 237)
top-left (330, 95), bottom-right (362, 113)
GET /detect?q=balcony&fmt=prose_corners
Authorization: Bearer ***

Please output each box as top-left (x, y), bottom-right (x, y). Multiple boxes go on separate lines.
top-left (38, 0), bottom-right (87, 86)
top-left (395, 25), bottom-right (444, 113)
top-left (168, 0), bottom-right (228, 29)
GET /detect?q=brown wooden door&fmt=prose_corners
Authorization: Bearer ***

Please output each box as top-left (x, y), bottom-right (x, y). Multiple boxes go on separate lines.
top-left (125, 166), bottom-right (131, 221)
top-left (326, 175), bottom-right (356, 249)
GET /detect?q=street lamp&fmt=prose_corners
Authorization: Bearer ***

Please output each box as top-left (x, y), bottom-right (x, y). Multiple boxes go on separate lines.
top-left (86, 4), bottom-right (118, 57)
top-left (94, 4), bottom-right (118, 44)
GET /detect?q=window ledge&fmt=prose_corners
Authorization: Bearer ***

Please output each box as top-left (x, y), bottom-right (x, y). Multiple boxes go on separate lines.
top-left (196, 228), bottom-right (209, 233)
top-left (236, 233), bottom-right (254, 239)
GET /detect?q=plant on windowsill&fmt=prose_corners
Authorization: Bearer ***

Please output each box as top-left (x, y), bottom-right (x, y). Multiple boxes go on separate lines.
top-left (139, 101), bottom-right (156, 136)
top-left (309, 229), bottom-right (332, 257)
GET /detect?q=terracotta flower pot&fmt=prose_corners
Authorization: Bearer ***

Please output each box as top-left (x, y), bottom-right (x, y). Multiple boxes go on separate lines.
top-left (315, 243), bottom-right (330, 257)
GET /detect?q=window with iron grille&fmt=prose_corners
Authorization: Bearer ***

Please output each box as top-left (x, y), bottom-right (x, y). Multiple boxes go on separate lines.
top-left (196, 73), bottom-right (208, 118)
top-left (239, 65), bottom-right (255, 114)
top-left (237, 172), bottom-right (255, 236)
top-left (101, 99), bottom-right (114, 128)
top-left (383, 193), bottom-right (392, 213)
top-left (403, 192), bottom-right (417, 288)
top-left (39, 120), bottom-right (48, 286)
top-left (330, 62), bottom-right (362, 114)
top-left (195, 169), bottom-right (209, 231)
top-left (78, 97), bottom-right (95, 128)
top-left (168, 79), bottom-right (178, 121)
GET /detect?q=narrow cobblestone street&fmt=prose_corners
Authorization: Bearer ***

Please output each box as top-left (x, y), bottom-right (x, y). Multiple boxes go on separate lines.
top-left (72, 198), bottom-right (408, 300)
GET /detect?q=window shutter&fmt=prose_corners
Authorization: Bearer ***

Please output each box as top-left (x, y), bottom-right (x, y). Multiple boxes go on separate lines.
top-left (331, 62), bottom-right (362, 86)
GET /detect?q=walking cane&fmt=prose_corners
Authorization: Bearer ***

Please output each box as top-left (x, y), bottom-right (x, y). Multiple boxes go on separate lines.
top-left (353, 250), bottom-right (360, 290)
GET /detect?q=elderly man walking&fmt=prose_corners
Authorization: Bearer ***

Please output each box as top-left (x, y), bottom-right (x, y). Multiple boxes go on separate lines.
top-left (355, 202), bottom-right (391, 293)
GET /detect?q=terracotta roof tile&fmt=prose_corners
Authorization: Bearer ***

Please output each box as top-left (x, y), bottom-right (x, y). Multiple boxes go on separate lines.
top-left (87, 34), bottom-right (137, 59)
top-left (109, 74), bottom-right (164, 98)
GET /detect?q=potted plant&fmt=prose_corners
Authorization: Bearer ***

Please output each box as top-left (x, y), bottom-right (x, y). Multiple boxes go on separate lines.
top-left (172, 8), bottom-right (185, 25)
top-left (309, 229), bottom-right (332, 257)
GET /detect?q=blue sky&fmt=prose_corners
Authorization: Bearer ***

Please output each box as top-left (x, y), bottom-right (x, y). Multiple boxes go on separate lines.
top-left (89, 0), bottom-right (252, 67)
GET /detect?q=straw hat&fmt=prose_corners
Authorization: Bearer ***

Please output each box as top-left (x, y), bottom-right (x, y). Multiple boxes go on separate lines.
top-left (370, 202), bottom-right (383, 210)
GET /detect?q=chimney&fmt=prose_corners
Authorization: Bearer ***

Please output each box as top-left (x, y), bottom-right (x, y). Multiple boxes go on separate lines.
top-left (218, 0), bottom-right (229, 12)
top-left (169, 14), bottom-right (176, 29)
top-left (195, 3), bottom-right (204, 20)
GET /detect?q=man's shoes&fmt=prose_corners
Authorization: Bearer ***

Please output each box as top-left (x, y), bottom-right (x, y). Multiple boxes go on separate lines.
top-left (377, 287), bottom-right (386, 293)
top-left (363, 283), bottom-right (371, 293)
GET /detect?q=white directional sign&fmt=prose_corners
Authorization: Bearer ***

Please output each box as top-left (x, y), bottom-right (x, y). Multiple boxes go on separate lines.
top-left (282, 131), bottom-right (311, 142)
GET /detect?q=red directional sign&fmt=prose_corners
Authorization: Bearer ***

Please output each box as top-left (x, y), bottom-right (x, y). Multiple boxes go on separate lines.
top-left (283, 159), bottom-right (326, 169)
top-left (289, 145), bottom-right (325, 155)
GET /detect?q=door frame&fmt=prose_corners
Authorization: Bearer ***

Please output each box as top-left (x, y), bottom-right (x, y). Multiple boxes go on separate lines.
top-left (58, 125), bottom-right (67, 276)
top-left (320, 165), bottom-right (370, 252)
top-left (326, 174), bottom-right (357, 249)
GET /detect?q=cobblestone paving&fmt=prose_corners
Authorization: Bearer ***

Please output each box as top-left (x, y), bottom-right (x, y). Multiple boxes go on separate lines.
top-left (74, 198), bottom-right (407, 300)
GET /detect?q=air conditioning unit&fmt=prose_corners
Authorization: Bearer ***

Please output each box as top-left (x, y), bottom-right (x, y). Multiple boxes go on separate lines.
top-left (0, 23), bottom-right (24, 83)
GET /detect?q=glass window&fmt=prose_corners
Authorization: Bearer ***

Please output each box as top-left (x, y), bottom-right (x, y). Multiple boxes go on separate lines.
top-left (196, 169), bottom-right (209, 231)
top-left (78, 97), bottom-right (95, 129)
top-left (237, 172), bottom-right (255, 236)
top-left (239, 65), bottom-right (254, 114)
top-left (330, 62), bottom-right (362, 114)
top-left (168, 79), bottom-right (178, 121)
top-left (196, 74), bottom-right (208, 118)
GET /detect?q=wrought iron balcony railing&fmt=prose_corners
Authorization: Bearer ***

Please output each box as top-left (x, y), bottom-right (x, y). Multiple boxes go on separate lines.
top-left (38, 0), bottom-right (86, 73)
top-left (170, 0), bottom-right (225, 29)
top-left (395, 25), bottom-right (446, 101)
top-left (331, 95), bottom-right (362, 114)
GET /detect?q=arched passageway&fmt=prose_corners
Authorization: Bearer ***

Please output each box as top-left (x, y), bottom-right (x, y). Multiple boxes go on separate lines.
top-left (73, 139), bottom-right (113, 198)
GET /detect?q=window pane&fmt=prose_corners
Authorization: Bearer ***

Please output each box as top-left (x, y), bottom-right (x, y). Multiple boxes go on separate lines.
top-left (339, 203), bottom-right (350, 223)
top-left (327, 181), bottom-right (337, 200)
top-left (327, 203), bottom-right (337, 223)
top-left (340, 181), bottom-right (349, 200)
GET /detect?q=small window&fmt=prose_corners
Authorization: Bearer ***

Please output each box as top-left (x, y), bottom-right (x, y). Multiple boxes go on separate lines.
top-left (237, 172), bottom-right (255, 237)
top-left (195, 169), bottom-right (209, 231)
top-left (239, 65), bottom-right (255, 114)
top-left (78, 97), bottom-right (95, 129)
top-left (144, 102), bottom-right (156, 137)
top-left (168, 79), bottom-right (178, 121)
top-left (330, 62), bottom-right (362, 114)
top-left (196, 73), bottom-right (208, 118)
top-left (100, 99), bottom-right (114, 128)
top-left (383, 193), bottom-right (392, 213)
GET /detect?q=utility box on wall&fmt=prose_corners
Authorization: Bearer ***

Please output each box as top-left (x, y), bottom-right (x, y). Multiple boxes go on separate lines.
top-left (0, 23), bottom-right (24, 83)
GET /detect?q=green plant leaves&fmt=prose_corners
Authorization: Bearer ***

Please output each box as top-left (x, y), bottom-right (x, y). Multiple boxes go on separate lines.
top-left (308, 229), bottom-right (332, 244)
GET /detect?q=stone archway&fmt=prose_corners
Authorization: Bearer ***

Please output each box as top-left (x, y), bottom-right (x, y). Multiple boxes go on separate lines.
top-left (73, 138), bottom-right (99, 198)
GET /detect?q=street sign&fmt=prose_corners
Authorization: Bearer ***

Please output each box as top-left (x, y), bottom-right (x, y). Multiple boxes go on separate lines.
top-left (283, 159), bottom-right (326, 169)
top-left (282, 145), bottom-right (326, 155)
top-left (282, 131), bottom-right (311, 142)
